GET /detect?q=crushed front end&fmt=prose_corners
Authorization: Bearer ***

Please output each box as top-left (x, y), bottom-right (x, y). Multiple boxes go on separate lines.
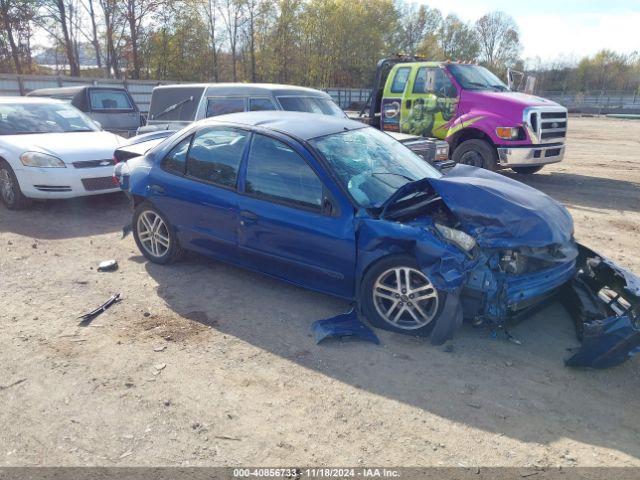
top-left (461, 241), bottom-right (578, 325)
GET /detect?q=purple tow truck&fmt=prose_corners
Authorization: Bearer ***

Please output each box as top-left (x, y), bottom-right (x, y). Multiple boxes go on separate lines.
top-left (358, 56), bottom-right (568, 174)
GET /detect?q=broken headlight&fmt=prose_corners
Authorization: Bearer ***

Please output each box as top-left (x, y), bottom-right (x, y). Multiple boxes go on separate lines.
top-left (500, 249), bottom-right (528, 274)
top-left (435, 223), bottom-right (477, 252)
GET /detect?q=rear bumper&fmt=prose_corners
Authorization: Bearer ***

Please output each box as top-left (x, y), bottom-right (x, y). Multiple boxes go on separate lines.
top-left (497, 144), bottom-right (565, 167)
top-left (14, 165), bottom-right (119, 199)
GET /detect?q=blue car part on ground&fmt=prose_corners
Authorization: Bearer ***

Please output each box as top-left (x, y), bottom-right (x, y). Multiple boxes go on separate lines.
top-left (312, 309), bottom-right (380, 345)
top-left (115, 112), bottom-right (640, 368)
top-left (561, 244), bottom-right (640, 368)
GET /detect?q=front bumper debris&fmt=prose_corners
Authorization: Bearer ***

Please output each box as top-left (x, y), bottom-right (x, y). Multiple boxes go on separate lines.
top-left (497, 144), bottom-right (565, 167)
top-left (561, 244), bottom-right (640, 368)
top-left (312, 309), bottom-right (380, 345)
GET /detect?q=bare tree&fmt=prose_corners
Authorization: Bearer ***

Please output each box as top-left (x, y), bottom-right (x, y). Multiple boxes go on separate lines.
top-left (99, 0), bottom-right (121, 77)
top-left (204, 0), bottom-right (222, 81)
top-left (40, 0), bottom-right (81, 76)
top-left (218, 0), bottom-right (246, 81)
top-left (80, 0), bottom-right (102, 71)
top-left (475, 11), bottom-right (520, 72)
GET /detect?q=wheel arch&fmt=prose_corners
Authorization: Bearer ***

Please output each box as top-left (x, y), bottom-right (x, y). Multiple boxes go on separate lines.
top-left (450, 127), bottom-right (496, 153)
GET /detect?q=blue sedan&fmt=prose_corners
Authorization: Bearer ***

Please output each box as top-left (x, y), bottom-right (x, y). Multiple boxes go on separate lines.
top-left (115, 112), bottom-right (640, 367)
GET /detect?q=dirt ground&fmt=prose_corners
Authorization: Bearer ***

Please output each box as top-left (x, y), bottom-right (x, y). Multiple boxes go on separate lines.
top-left (1, 116), bottom-right (640, 467)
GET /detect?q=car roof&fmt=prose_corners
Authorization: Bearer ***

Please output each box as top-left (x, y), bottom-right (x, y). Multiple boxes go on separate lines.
top-left (206, 111), bottom-right (368, 141)
top-left (28, 86), bottom-right (129, 95)
top-left (154, 82), bottom-right (332, 97)
top-left (0, 96), bottom-right (67, 104)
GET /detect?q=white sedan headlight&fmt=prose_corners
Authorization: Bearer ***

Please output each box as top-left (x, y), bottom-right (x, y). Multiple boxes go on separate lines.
top-left (435, 223), bottom-right (477, 252)
top-left (20, 152), bottom-right (66, 168)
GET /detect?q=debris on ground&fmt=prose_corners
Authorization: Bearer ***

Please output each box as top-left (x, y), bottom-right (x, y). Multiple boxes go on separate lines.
top-left (312, 309), bottom-right (380, 345)
top-left (0, 378), bottom-right (27, 391)
top-left (78, 293), bottom-right (122, 324)
top-left (97, 259), bottom-right (118, 272)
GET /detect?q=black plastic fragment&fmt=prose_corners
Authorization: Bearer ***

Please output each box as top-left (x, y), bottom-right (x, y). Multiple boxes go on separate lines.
top-left (78, 293), bottom-right (122, 324)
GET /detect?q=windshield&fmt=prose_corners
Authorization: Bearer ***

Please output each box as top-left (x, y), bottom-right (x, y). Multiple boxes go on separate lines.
top-left (0, 102), bottom-right (97, 135)
top-left (277, 96), bottom-right (346, 117)
top-left (448, 64), bottom-right (509, 92)
top-left (310, 127), bottom-right (441, 208)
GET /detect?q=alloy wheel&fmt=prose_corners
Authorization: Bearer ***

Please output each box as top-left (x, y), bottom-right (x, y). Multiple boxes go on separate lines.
top-left (373, 267), bottom-right (439, 330)
top-left (0, 168), bottom-right (15, 205)
top-left (137, 210), bottom-right (171, 258)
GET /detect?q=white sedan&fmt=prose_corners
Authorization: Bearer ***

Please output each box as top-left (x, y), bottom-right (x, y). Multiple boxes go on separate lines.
top-left (0, 97), bottom-right (125, 209)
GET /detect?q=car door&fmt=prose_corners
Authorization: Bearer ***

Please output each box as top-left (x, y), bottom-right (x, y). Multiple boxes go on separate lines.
top-left (237, 132), bottom-right (357, 298)
top-left (402, 66), bottom-right (459, 139)
top-left (147, 126), bottom-right (249, 263)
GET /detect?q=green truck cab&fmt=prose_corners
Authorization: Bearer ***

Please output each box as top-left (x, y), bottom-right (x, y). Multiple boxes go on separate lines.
top-left (360, 56), bottom-right (568, 173)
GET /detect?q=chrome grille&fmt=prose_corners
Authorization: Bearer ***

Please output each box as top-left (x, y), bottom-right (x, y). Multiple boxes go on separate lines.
top-left (524, 107), bottom-right (568, 144)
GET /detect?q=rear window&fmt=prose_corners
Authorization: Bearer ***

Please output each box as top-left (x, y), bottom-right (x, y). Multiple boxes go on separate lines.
top-left (90, 89), bottom-right (133, 111)
top-left (148, 87), bottom-right (205, 122)
top-left (277, 96), bottom-right (344, 117)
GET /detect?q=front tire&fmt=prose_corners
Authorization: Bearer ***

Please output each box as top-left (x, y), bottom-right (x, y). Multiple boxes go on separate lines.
top-left (512, 165), bottom-right (543, 174)
top-left (452, 139), bottom-right (497, 171)
top-left (133, 202), bottom-right (183, 264)
top-left (361, 255), bottom-right (446, 337)
top-left (0, 160), bottom-right (31, 210)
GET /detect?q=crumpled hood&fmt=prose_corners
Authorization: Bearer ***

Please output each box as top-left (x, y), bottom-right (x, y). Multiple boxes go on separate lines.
top-left (428, 164), bottom-right (574, 248)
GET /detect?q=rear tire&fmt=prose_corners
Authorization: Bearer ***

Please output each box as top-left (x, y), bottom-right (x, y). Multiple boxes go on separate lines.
top-left (360, 255), bottom-right (446, 337)
top-left (512, 165), bottom-right (543, 174)
top-left (133, 202), bottom-right (183, 264)
top-left (452, 139), bottom-right (497, 171)
top-left (0, 160), bottom-right (31, 210)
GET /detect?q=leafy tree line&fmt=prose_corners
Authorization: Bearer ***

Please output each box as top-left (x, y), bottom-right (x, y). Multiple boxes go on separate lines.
top-left (1, 0), bottom-right (638, 93)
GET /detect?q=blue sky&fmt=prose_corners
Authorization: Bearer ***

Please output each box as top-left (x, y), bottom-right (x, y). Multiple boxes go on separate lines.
top-left (417, 0), bottom-right (640, 64)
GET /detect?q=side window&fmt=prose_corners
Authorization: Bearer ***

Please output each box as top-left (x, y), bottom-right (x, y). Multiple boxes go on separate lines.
top-left (390, 67), bottom-right (411, 94)
top-left (250, 97), bottom-right (277, 111)
top-left (205, 97), bottom-right (245, 117)
top-left (161, 135), bottom-right (191, 174)
top-left (435, 68), bottom-right (456, 97)
top-left (413, 67), bottom-right (427, 93)
top-left (245, 134), bottom-right (323, 210)
top-left (186, 128), bottom-right (248, 187)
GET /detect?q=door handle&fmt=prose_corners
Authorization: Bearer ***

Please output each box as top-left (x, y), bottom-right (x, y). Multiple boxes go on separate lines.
top-left (240, 210), bottom-right (258, 220)
top-left (149, 184), bottom-right (165, 195)
top-left (405, 99), bottom-right (412, 109)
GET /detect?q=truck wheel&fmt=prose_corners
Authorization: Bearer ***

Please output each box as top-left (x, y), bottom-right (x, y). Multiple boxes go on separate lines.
top-left (512, 166), bottom-right (543, 174)
top-left (452, 139), bottom-right (497, 171)
top-left (0, 159), bottom-right (31, 210)
top-left (360, 254), bottom-right (445, 337)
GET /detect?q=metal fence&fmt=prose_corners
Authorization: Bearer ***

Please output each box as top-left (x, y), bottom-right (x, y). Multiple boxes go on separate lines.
top-left (1, 73), bottom-right (639, 114)
top-left (539, 90), bottom-right (640, 114)
top-left (0, 73), bottom-right (169, 113)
